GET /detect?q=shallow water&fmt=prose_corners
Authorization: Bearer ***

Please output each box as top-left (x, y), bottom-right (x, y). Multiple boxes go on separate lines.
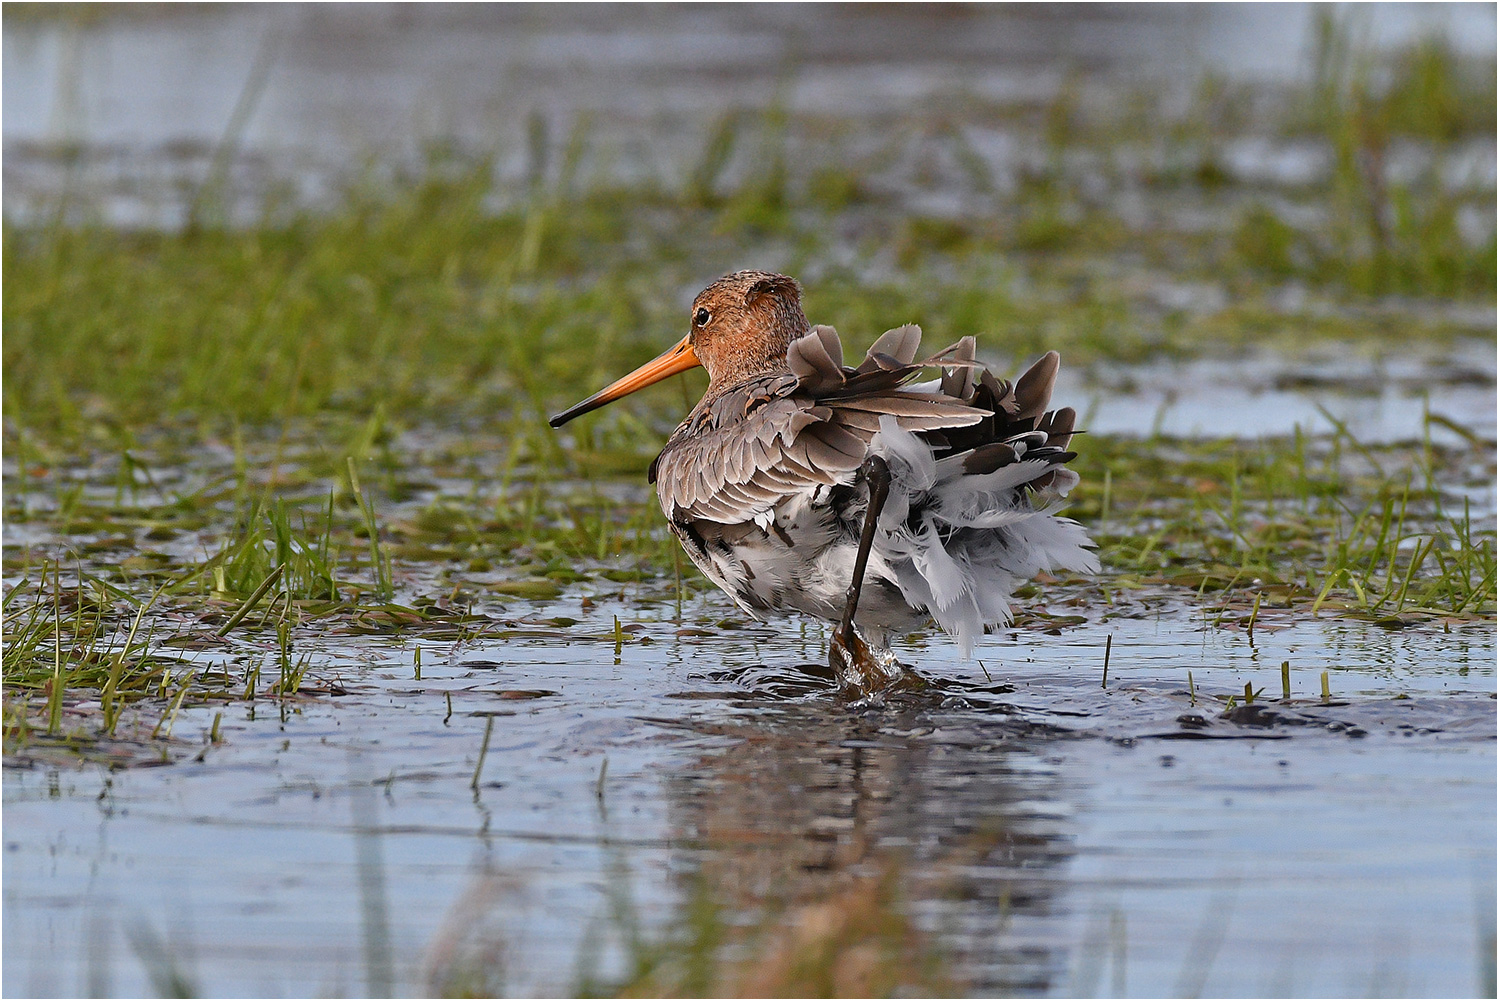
top-left (4, 372), bottom-right (1496, 995)
top-left (4, 582), bottom-right (1496, 996)
top-left (5, 4), bottom-right (1495, 227)
top-left (1066, 341), bottom-right (1496, 446)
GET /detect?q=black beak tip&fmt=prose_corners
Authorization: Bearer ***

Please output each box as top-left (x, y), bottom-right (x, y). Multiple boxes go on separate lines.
top-left (547, 412), bottom-right (569, 428)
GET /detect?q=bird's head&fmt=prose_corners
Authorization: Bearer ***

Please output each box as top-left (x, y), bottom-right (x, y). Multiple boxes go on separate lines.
top-left (549, 270), bottom-right (809, 427)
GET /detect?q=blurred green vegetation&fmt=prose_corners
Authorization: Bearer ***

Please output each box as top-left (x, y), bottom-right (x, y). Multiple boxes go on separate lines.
top-left (569, 862), bottom-right (956, 998)
top-left (1264, 11), bottom-right (1499, 296)
top-left (4, 16), bottom-right (1493, 453)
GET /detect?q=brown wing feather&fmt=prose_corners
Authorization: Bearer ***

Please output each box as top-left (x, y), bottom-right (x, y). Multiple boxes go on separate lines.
top-left (652, 328), bottom-right (1072, 524)
top-left (1013, 350), bottom-right (1059, 421)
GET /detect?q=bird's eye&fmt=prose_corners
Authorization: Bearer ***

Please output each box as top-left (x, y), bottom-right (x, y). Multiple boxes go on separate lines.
top-left (694, 308), bottom-right (711, 327)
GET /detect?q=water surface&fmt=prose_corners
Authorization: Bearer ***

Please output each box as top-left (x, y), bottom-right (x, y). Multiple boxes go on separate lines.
top-left (4, 579), bottom-right (1494, 996)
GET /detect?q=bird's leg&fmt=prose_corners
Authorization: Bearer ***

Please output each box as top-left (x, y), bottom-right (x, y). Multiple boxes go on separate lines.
top-left (837, 455), bottom-right (891, 645)
top-left (830, 455), bottom-right (893, 689)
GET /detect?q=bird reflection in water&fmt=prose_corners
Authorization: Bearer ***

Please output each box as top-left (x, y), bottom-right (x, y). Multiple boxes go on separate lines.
top-left (425, 682), bottom-right (1075, 995)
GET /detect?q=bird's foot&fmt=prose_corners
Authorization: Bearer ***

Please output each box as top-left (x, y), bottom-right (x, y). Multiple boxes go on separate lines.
top-left (829, 627), bottom-right (924, 696)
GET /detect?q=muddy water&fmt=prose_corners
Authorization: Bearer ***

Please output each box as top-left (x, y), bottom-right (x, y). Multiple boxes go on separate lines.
top-left (3, 591), bottom-right (1494, 996)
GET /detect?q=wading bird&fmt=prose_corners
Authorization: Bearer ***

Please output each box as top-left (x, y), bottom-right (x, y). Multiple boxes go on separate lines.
top-left (550, 271), bottom-right (1097, 690)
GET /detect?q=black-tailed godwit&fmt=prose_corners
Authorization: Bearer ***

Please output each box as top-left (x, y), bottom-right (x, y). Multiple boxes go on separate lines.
top-left (551, 271), bottom-right (1097, 689)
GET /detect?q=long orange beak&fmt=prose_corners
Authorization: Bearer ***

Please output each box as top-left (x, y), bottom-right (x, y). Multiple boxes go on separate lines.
top-left (549, 335), bottom-right (701, 427)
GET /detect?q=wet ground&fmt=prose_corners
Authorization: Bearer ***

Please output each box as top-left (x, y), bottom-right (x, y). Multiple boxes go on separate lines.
top-left (4, 4), bottom-right (1497, 998)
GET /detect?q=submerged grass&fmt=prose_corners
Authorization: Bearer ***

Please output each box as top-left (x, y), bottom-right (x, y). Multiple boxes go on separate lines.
top-left (1069, 418), bottom-right (1496, 625)
top-left (2, 415), bottom-right (1491, 767)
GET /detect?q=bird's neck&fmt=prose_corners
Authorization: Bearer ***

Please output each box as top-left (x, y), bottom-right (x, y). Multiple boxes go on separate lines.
top-left (703, 323), bottom-right (806, 397)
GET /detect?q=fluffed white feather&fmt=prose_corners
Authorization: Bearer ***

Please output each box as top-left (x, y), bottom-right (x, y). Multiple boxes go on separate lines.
top-left (867, 417), bottom-right (1099, 658)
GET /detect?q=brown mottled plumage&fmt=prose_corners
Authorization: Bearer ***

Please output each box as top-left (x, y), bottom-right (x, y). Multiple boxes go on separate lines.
top-left (550, 271), bottom-right (1096, 689)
